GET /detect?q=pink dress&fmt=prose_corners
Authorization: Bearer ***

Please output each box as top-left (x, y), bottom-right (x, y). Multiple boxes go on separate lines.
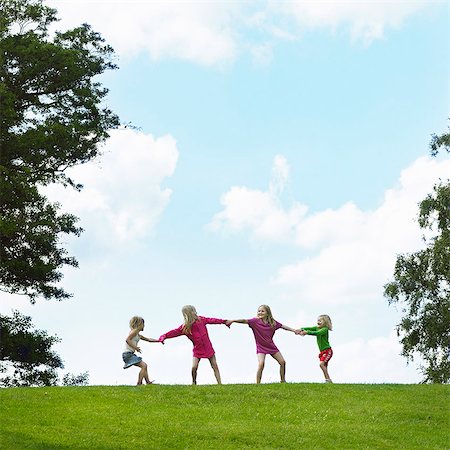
top-left (248, 317), bottom-right (283, 355)
top-left (159, 316), bottom-right (226, 359)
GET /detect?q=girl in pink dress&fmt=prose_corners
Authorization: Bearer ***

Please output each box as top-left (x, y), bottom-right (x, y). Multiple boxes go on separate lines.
top-left (229, 305), bottom-right (297, 383)
top-left (159, 305), bottom-right (229, 385)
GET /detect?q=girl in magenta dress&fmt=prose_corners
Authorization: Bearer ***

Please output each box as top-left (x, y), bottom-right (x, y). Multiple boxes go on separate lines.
top-left (159, 305), bottom-right (229, 385)
top-left (229, 304), bottom-right (297, 383)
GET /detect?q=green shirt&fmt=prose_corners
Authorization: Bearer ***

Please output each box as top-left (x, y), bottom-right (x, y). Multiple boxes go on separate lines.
top-left (302, 326), bottom-right (331, 351)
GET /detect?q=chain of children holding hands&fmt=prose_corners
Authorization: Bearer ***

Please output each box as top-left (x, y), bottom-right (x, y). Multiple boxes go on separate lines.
top-left (123, 305), bottom-right (333, 386)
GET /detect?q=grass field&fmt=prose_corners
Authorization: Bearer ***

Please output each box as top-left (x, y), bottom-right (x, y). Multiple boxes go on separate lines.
top-left (1, 383), bottom-right (448, 449)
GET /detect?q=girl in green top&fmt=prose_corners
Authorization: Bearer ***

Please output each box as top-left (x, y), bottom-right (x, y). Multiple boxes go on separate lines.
top-left (299, 315), bottom-right (333, 383)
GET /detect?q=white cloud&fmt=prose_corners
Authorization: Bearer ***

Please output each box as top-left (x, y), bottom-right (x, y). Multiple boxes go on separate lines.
top-left (48, 0), bottom-right (240, 66)
top-left (44, 128), bottom-right (179, 246)
top-left (333, 330), bottom-right (421, 383)
top-left (278, 0), bottom-right (429, 44)
top-left (207, 155), bottom-right (307, 243)
top-left (209, 155), bottom-right (450, 305)
top-left (276, 156), bottom-right (450, 305)
top-left (46, 0), bottom-right (432, 66)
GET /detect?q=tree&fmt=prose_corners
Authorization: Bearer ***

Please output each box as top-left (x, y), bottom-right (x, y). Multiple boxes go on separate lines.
top-left (0, 0), bottom-right (120, 302)
top-left (384, 129), bottom-right (450, 383)
top-left (0, 310), bottom-right (62, 386)
top-left (0, 310), bottom-right (89, 386)
top-left (430, 129), bottom-right (450, 156)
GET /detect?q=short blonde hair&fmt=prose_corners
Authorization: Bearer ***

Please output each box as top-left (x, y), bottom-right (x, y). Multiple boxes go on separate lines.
top-left (319, 314), bottom-right (332, 331)
top-left (129, 316), bottom-right (144, 330)
top-left (181, 305), bottom-right (199, 334)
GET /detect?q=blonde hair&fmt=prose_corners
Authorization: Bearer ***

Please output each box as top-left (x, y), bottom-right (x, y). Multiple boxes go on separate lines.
top-left (129, 316), bottom-right (144, 330)
top-left (259, 304), bottom-right (276, 328)
top-left (319, 314), bottom-right (332, 331)
top-left (181, 305), bottom-right (199, 334)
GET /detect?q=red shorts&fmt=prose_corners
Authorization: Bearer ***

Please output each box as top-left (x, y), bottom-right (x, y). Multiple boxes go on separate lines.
top-left (319, 348), bottom-right (333, 364)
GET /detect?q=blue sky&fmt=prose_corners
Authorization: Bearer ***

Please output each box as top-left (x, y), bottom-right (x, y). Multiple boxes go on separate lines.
top-left (2, 0), bottom-right (449, 385)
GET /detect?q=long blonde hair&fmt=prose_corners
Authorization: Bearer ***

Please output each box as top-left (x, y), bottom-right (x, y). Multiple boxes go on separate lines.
top-left (319, 314), bottom-right (333, 331)
top-left (129, 316), bottom-right (144, 330)
top-left (260, 304), bottom-right (276, 328)
top-left (181, 305), bottom-right (199, 334)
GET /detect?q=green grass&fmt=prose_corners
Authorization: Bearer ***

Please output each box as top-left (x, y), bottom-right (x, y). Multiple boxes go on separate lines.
top-left (1, 383), bottom-right (448, 449)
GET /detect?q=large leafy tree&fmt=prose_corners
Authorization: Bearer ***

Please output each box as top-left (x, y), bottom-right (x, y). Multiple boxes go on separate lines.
top-left (0, 0), bottom-right (120, 302)
top-left (384, 129), bottom-right (450, 383)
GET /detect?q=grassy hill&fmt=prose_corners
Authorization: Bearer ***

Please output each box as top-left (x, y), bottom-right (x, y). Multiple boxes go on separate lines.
top-left (1, 383), bottom-right (448, 449)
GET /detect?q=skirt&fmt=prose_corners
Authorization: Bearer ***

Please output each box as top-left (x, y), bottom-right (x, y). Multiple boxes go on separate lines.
top-left (122, 351), bottom-right (142, 369)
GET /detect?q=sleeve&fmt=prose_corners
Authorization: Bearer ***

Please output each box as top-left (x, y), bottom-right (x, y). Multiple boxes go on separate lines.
top-left (305, 327), bottom-right (328, 336)
top-left (247, 317), bottom-right (256, 329)
top-left (275, 320), bottom-right (283, 330)
top-left (201, 316), bottom-right (226, 325)
top-left (159, 325), bottom-right (184, 342)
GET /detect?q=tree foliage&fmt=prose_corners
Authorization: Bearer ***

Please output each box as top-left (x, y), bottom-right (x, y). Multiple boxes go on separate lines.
top-left (384, 130), bottom-right (450, 383)
top-left (0, 310), bottom-right (89, 386)
top-left (430, 129), bottom-right (450, 157)
top-left (0, 0), bottom-right (120, 302)
top-left (62, 371), bottom-right (89, 386)
top-left (0, 310), bottom-right (63, 386)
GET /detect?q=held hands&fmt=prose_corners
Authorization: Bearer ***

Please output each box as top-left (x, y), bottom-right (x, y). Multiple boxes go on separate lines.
top-left (225, 320), bottom-right (233, 328)
top-left (295, 329), bottom-right (307, 336)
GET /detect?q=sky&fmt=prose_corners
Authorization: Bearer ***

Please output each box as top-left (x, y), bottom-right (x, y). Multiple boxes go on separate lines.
top-left (1, 0), bottom-right (449, 385)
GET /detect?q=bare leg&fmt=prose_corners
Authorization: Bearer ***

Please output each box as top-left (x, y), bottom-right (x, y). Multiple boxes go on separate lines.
top-left (271, 352), bottom-right (286, 383)
top-left (320, 361), bottom-right (332, 382)
top-left (256, 353), bottom-right (266, 384)
top-left (192, 357), bottom-right (200, 385)
top-left (209, 355), bottom-right (222, 384)
top-left (136, 361), bottom-right (152, 385)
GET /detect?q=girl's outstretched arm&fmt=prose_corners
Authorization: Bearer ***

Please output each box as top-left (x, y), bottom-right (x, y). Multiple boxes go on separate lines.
top-left (280, 324), bottom-right (297, 333)
top-left (202, 317), bottom-right (228, 326)
top-left (228, 319), bottom-right (249, 325)
top-left (159, 325), bottom-right (184, 343)
top-left (302, 327), bottom-right (328, 336)
top-left (139, 335), bottom-right (163, 343)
